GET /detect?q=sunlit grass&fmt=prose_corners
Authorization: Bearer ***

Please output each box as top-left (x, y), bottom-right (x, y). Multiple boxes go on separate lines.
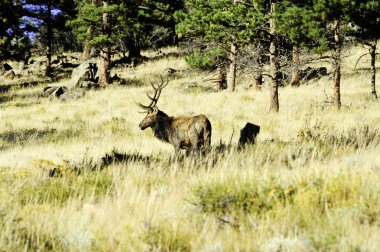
top-left (0, 46), bottom-right (379, 251)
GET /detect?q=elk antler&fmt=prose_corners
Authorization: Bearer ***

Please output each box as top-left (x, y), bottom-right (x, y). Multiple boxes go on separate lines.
top-left (138, 75), bottom-right (169, 111)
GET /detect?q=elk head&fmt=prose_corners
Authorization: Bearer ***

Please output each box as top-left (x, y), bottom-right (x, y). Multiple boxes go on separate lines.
top-left (138, 76), bottom-right (169, 130)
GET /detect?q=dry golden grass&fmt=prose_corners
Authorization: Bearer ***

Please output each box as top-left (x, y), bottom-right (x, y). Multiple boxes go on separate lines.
top-left (0, 46), bottom-right (379, 251)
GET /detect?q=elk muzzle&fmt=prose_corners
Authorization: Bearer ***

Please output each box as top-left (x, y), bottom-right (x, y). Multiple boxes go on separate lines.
top-left (139, 121), bottom-right (148, 130)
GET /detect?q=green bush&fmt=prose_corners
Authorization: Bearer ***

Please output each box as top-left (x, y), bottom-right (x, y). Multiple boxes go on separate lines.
top-left (192, 179), bottom-right (296, 216)
top-left (144, 225), bottom-right (191, 252)
top-left (16, 172), bottom-right (114, 206)
top-left (192, 175), bottom-right (380, 223)
top-left (185, 48), bottom-right (225, 70)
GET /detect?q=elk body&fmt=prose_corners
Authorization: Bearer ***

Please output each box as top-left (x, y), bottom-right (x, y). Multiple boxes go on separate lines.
top-left (138, 78), bottom-right (212, 155)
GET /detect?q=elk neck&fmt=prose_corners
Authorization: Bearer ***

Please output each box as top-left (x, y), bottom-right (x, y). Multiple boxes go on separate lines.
top-left (152, 111), bottom-right (173, 143)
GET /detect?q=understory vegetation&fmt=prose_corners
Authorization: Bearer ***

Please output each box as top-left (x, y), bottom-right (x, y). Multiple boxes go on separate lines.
top-left (1, 46), bottom-right (380, 251)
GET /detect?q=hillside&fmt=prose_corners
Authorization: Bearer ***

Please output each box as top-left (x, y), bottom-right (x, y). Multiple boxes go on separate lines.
top-left (0, 46), bottom-right (380, 251)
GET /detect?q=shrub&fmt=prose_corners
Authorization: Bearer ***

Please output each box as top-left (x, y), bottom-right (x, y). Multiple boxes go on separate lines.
top-left (144, 224), bottom-right (191, 252)
top-left (185, 48), bottom-right (225, 70)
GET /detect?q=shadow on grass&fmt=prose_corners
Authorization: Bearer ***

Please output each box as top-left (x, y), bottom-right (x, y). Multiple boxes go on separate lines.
top-left (0, 79), bottom-right (51, 93)
top-left (0, 85), bottom-right (46, 107)
top-left (100, 150), bottom-right (152, 167)
top-left (344, 66), bottom-right (380, 79)
top-left (0, 128), bottom-right (84, 151)
top-left (52, 150), bottom-right (154, 177)
top-left (0, 128), bottom-right (57, 144)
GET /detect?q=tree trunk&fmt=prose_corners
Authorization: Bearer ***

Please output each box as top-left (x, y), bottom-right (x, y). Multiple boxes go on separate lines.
top-left (253, 65), bottom-right (263, 90)
top-left (129, 42), bottom-right (141, 58)
top-left (290, 44), bottom-right (300, 87)
top-left (127, 35), bottom-right (141, 58)
top-left (81, 0), bottom-right (97, 61)
top-left (45, 0), bottom-right (52, 77)
top-left (333, 20), bottom-right (341, 109)
top-left (214, 66), bottom-right (226, 91)
top-left (370, 40), bottom-right (377, 99)
top-left (227, 43), bottom-right (237, 92)
top-left (81, 26), bottom-right (94, 61)
top-left (269, 0), bottom-right (279, 112)
top-left (98, 1), bottom-right (111, 87)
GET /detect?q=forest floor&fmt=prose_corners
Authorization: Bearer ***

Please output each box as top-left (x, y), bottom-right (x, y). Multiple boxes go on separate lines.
top-left (0, 46), bottom-right (380, 251)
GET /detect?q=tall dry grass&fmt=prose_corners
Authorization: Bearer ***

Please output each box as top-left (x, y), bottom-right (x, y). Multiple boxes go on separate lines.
top-left (0, 46), bottom-right (379, 251)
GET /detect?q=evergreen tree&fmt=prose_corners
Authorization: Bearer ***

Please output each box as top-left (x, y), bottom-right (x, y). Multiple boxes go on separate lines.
top-left (176, 0), bottom-right (262, 91)
top-left (123, 0), bottom-right (185, 56)
top-left (98, 0), bottom-right (111, 87)
top-left (312, 0), bottom-right (354, 109)
top-left (70, 0), bottom-right (183, 86)
top-left (23, 0), bottom-right (78, 76)
top-left (277, 0), bottom-right (322, 86)
top-left (0, 0), bottom-right (30, 61)
top-left (350, 0), bottom-right (380, 99)
top-left (269, 0), bottom-right (279, 112)
top-left (69, 0), bottom-right (120, 86)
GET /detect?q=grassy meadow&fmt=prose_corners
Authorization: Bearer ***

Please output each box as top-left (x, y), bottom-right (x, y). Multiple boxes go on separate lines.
top-left (0, 46), bottom-right (380, 251)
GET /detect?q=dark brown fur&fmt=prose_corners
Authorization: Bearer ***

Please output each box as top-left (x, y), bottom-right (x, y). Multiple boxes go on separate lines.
top-left (138, 77), bottom-right (212, 155)
top-left (139, 107), bottom-right (212, 155)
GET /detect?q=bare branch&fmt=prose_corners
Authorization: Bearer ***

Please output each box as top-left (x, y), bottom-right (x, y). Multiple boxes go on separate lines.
top-left (354, 53), bottom-right (371, 68)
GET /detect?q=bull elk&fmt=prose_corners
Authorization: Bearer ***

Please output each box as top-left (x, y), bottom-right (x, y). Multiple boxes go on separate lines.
top-left (138, 77), bottom-right (212, 156)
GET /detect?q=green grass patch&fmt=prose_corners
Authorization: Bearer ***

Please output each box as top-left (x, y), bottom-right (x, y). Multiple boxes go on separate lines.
top-left (192, 174), bottom-right (380, 221)
top-left (144, 224), bottom-right (191, 252)
top-left (15, 172), bottom-right (114, 206)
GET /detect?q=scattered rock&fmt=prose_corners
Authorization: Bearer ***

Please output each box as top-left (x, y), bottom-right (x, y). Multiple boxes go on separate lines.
top-left (2, 63), bottom-right (13, 71)
top-left (111, 57), bottom-right (131, 68)
top-left (2, 70), bottom-right (15, 79)
top-left (300, 67), bottom-right (328, 81)
top-left (163, 68), bottom-right (177, 76)
top-left (81, 80), bottom-right (99, 89)
top-left (182, 82), bottom-right (198, 88)
top-left (47, 86), bottom-right (68, 100)
top-left (58, 90), bottom-right (85, 101)
top-left (43, 86), bottom-right (58, 96)
top-left (60, 62), bottom-right (80, 69)
top-left (70, 60), bottom-right (98, 89)
top-left (110, 73), bottom-right (122, 84)
top-left (51, 59), bottom-right (60, 65)
top-left (43, 85), bottom-right (85, 101)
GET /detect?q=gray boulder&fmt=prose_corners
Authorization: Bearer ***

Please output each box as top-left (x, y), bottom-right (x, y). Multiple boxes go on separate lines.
top-left (2, 70), bottom-right (15, 79)
top-left (44, 85), bottom-right (85, 101)
top-left (70, 60), bottom-right (98, 89)
top-left (2, 63), bottom-right (13, 71)
top-left (44, 86), bottom-right (68, 100)
top-left (58, 90), bottom-right (85, 101)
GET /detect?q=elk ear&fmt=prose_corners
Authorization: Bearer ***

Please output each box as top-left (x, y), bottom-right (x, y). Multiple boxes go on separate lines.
top-left (152, 106), bottom-right (159, 114)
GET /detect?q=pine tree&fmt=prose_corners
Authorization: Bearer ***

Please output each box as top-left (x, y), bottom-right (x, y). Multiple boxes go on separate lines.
top-left (350, 0), bottom-right (380, 99)
top-left (0, 0), bottom-right (30, 61)
top-left (98, 0), bottom-right (111, 87)
top-left (69, 0), bottom-right (120, 86)
top-left (277, 0), bottom-right (321, 86)
top-left (80, 0), bottom-right (97, 61)
top-left (70, 0), bottom-right (183, 86)
top-left (269, 0), bottom-right (279, 112)
top-left (312, 0), bottom-right (354, 109)
top-left (176, 0), bottom-right (259, 91)
top-left (22, 0), bottom-right (77, 76)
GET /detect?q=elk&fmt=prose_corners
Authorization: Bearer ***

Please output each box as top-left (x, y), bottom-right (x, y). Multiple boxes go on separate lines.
top-left (138, 77), bottom-right (212, 156)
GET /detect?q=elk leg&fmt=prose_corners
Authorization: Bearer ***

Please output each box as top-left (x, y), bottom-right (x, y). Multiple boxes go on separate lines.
top-left (190, 135), bottom-right (202, 157)
top-left (173, 142), bottom-right (181, 156)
